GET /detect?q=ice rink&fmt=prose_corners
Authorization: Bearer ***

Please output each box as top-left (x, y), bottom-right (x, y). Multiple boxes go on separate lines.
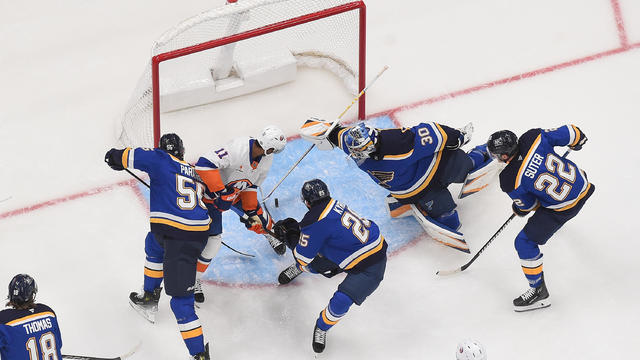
top-left (1, 0), bottom-right (640, 359)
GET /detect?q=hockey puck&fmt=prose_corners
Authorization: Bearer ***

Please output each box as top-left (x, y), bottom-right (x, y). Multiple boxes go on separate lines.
top-left (274, 198), bottom-right (279, 208)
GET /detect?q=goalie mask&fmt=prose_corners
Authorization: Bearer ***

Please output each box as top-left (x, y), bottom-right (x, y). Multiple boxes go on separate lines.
top-left (257, 125), bottom-right (286, 155)
top-left (345, 123), bottom-right (379, 160)
top-left (159, 133), bottom-right (185, 160)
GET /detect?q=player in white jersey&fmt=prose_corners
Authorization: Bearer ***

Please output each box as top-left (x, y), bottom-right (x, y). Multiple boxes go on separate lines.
top-left (193, 125), bottom-right (287, 301)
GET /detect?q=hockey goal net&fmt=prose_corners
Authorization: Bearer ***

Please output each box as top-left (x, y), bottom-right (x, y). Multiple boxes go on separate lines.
top-left (117, 0), bottom-right (366, 148)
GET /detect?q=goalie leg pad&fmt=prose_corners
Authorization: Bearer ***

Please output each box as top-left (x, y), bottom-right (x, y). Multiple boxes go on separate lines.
top-left (410, 204), bottom-right (470, 253)
top-left (459, 152), bottom-right (501, 199)
top-left (386, 194), bottom-right (413, 218)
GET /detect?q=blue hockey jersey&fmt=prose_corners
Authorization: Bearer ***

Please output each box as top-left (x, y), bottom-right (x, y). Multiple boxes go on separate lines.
top-left (0, 304), bottom-right (63, 360)
top-left (499, 125), bottom-right (593, 212)
top-left (294, 198), bottom-right (387, 272)
top-left (121, 148), bottom-right (211, 240)
top-left (333, 122), bottom-right (459, 203)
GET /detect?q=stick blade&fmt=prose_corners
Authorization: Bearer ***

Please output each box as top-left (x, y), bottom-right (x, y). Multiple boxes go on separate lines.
top-left (435, 267), bottom-right (462, 276)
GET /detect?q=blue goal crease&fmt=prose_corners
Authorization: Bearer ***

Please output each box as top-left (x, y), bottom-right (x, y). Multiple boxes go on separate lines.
top-left (138, 115), bottom-right (422, 285)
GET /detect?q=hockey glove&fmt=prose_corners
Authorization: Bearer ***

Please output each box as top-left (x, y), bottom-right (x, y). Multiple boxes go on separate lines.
top-left (244, 209), bottom-right (273, 235)
top-left (569, 126), bottom-right (587, 151)
top-left (273, 218), bottom-right (301, 250)
top-left (308, 255), bottom-right (342, 278)
top-left (512, 202), bottom-right (530, 217)
top-left (213, 186), bottom-right (239, 212)
top-left (104, 148), bottom-right (125, 171)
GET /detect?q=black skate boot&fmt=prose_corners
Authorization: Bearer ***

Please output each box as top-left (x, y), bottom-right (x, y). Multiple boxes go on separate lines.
top-left (129, 287), bottom-right (162, 323)
top-left (191, 342), bottom-right (210, 360)
top-left (312, 323), bottom-right (327, 353)
top-left (278, 264), bottom-right (303, 285)
top-left (266, 233), bottom-right (287, 255)
top-left (194, 279), bottom-right (205, 303)
top-left (513, 276), bottom-right (551, 312)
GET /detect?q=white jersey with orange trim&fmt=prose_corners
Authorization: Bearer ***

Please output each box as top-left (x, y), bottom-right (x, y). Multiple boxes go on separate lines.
top-left (195, 137), bottom-right (273, 209)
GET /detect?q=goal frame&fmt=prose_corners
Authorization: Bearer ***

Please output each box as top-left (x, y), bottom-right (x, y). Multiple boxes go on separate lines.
top-left (150, 1), bottom-right (367, 147)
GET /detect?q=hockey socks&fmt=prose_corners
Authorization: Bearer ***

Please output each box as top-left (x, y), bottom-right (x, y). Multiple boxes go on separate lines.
top-left (143, 232), bottom-right (165, 292)
top-left (316, 291), bottom-right (353, 331)
top-left (170, 296), bottom-right (205, 356)
top-left (521, 254), bottom-right (544, 287)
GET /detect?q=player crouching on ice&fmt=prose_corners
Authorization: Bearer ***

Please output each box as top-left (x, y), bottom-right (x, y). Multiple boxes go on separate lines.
top-left (487, 125), bottom-right (593, 312)
top-left (274, 179), bottom-right (387, 354)
top-left (299, 118), bottom-right (496, 253)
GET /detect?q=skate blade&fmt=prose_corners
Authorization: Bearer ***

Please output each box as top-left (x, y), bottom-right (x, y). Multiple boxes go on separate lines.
top-left (513, 299), bottom-right (551, 312)
top-left (129, 299), bottom-right (158, 323)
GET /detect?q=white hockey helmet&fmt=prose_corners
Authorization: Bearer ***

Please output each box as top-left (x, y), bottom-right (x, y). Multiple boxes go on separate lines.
top-left (456, 339), bottom-right (487, 360)
top-left (257, 125), bottom-right (286, 154)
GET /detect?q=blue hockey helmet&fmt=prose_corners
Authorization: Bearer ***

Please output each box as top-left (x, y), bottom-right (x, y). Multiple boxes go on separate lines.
top-left (344, 123), bottom-right (379, 160)
top-left (8, 274), bottom-right (37, 305)
top-left (301, 179), bottom-right (330, 206)
top-left (159, 133), bottom-right (185, 160)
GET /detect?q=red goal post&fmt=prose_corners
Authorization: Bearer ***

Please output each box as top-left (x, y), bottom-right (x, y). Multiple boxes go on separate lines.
top-left (117, 0), bottom-right (367, 148)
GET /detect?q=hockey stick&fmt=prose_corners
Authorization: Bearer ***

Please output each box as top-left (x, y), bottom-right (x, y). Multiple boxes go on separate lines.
top-left (436, 149), bottom-right (572, 276)
top-left (436, 213), bottom-right (516, 276)
top-left (0, 196), bottom-right (12, 203)
top-left (261, 65), bottom-right (390, 202)
top-left (123, 169), bottom-right (254, 257)
top-left (62, 340), bottom-right (141, 359)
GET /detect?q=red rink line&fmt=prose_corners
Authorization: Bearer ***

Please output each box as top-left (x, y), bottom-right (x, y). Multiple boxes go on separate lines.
top-left (0, 179), bottom-right (137, 220)
top-left (370, 42), bottom-right (640, 119)
top-left (2, 43), bottom-right (640, 221)
top-left (611, 0), bottom-right (629, 48)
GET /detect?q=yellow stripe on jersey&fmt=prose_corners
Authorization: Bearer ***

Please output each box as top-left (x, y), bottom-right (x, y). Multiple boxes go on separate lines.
top-left (383, 149), bottom-right (414, 160)
top-left (318, 199), bottom-right (336, 221)
top-left (344, 236), bottom-right (385, 270)
top-left (6, 311), bottom-right (55, 326)
top-left (337, 128), bottom-right (349, 150)
top-left (554, 182), bottom-right (592, 212)
top-left (122, 148), bottom-right (131, 169)
top-left (390, 124), bottom-right (448, 199)
top-left (150, 218), bottom-right (210, 232)
top-left (569, 125), bottom-right (582, 147)
top-left (515, 134), bottom-right (541, 189)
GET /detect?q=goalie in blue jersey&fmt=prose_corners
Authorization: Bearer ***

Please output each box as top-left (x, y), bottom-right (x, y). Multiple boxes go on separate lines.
top-left (105, 134), bottom-right (211, 360)
top-left (488, 125), bottom-right (593, 312)
top-left (300, 119), bottom-right (495, 253)
top-left (273, 179), bottom-right (387, 354)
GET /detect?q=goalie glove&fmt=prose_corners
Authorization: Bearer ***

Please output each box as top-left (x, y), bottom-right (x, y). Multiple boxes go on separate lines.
top-left (299, 117), bottom-right (340, 150)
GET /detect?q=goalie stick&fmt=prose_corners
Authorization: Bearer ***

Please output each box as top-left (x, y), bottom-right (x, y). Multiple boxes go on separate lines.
top-left (436, 149), bottom-right (571, 276)
top-left (123, 168), bottom-right (255, 258)
top-left (261, 65), bottom-right (390, 203)
top-left (62, 340), bottom-right (141, 359)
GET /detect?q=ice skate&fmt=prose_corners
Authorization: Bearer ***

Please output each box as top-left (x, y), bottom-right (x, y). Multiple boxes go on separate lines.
top-left (312, 323), bottom-right (327, 353)
top-left (266, 233), bottom-right (287, 255)
top-left (194, 278), bottom-right (205, 303)
top-left (129, 287), bottom-right (162, 323)
top-left (278, 263), bottom-right (303, 284)
top-left (513, 277), bottom-right (551, 312)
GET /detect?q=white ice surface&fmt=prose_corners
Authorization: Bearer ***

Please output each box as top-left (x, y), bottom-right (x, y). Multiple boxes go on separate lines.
top-left (1, 0), bottom-right (639, 359)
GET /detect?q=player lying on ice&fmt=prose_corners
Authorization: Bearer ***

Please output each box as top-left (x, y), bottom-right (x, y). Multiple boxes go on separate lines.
top-left (299, 118), bottom-right (496, 253)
